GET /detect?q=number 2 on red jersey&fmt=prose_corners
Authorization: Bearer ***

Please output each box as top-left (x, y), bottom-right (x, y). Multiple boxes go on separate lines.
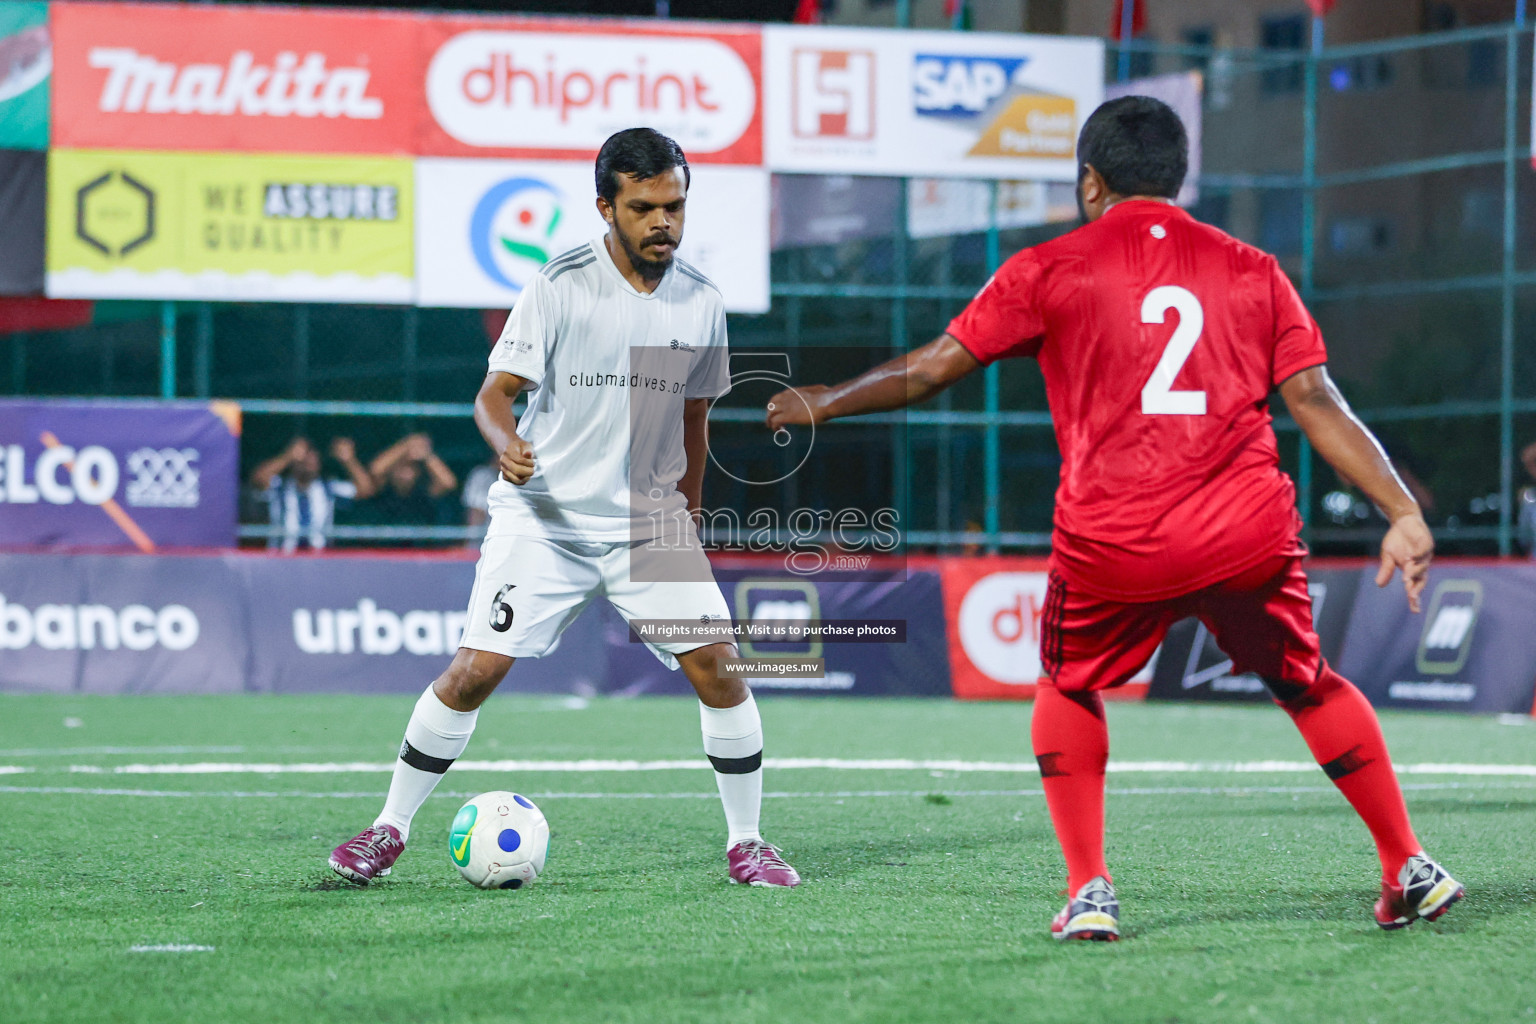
top-left (1140, 285), bottom-right (1208, 416)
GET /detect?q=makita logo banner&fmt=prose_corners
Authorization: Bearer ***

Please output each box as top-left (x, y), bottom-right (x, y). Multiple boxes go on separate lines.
top-left (422, 20), bottom-right (762, 162)
top-left (87, 48), bottom-right (384, 119)
top-left (53, 2), bottom-right (420, 154)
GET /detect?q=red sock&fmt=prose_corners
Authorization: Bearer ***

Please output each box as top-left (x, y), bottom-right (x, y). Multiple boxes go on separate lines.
top-left (1274, 665), bottom-right (1420, 883)
top-left (1031, 683), bottom-right (1110, 893)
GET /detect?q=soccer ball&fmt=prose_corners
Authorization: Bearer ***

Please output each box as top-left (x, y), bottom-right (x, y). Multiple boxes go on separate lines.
top-left (448, 791), bottom-right (550, 890)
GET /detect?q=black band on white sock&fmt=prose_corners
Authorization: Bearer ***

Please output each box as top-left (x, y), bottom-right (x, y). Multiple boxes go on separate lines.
top-left (707, 750), bottom-right (763, 775)
top-left (399, 739), bottom-right (455, 775)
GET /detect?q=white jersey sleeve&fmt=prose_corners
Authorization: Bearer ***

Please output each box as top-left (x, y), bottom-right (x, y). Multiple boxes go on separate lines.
top-left (685, 295), bottom-right (731, 400)
top-left (488, 272), bottom-right (560, 385)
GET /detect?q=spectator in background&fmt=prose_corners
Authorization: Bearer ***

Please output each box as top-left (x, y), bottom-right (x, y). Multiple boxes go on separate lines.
top-left (1520, 440), bottom-right (1536, 559)
top-left (250, 436), bottom-right (375, 553)
top-left (461, 455), bottom-right (499, 547)
top-left (366, 432), bottom-right (458, 531)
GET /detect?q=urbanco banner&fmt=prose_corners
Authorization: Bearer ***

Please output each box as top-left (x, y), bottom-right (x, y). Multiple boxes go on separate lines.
top-left (419, 15), bottom-right (762, 164)
top-left (51, 1), bottom-right (421, 155)
top-left (47, 148), bottom-right (415, 303)
top-left (415, 158), bottom-right (769, 313)
top-left (763, 24), bottom-right (1103, 180)
top-left (0, 399), bottom-right (239, 550)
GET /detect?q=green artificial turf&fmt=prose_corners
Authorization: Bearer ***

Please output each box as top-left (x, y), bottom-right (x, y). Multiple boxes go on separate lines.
top-left (2, 694), bottom-right (1535, 1024)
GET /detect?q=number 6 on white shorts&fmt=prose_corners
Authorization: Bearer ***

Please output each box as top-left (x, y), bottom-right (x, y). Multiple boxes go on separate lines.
top-left (1140, 285), bottom-right (1207, 416)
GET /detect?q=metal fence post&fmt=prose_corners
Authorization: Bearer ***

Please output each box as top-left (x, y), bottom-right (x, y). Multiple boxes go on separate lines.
top-left (159, 300), bottom-right (177, 399)
top-left (1499, 23), bottom-right (1520, 556)
top-left (1298, 17), bottom-right (1324, 542)
top-left (194, 303), bottom-right (213, 398)
top-left (892, 177), bottom-right (911, 548)
top-left (984, 179), bottom-right (1002, 552)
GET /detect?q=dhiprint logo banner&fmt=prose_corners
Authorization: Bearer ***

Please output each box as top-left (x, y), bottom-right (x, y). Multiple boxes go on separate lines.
top-left (421, 18), bottom-right (762, 163)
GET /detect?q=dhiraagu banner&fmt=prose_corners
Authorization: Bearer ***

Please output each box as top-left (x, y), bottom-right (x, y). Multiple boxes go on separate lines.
top-left (46, 149), bottom-right (414, 303)
top-left (0, 1), bottom-right (50, 149)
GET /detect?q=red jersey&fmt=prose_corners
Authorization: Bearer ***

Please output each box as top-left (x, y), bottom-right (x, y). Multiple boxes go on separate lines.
top-left (946, 200), bottom-right (1328, 602)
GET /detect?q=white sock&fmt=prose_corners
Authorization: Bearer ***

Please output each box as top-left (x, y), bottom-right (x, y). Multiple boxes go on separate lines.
top-left (374, 684), bottom-right (479, 842)
top-left (700, 693), bottom-right (764, 848)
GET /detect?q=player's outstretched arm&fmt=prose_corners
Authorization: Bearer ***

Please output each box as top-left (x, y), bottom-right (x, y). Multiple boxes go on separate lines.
top-left (474, 371), bottom-right (536, 486)
top-left (1280, 365), bottom-right (1433, 612)
top-left (764, 334), bottom-right (981, 429)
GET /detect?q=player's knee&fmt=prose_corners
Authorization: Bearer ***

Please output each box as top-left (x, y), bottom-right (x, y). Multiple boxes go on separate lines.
top-left (436, 649), bottom-right (514, 711)
top-left (1263, 662), bottom-right (1347, 712)
top-left (679, 643), bottom-right (747, 707)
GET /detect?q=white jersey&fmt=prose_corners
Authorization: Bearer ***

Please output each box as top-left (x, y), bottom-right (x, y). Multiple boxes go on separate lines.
top-left (485, 237), bottom-right (731, 541)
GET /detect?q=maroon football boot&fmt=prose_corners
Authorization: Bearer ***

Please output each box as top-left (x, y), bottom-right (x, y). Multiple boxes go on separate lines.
top-left (727, 840), bottom-right (801, 887)
top-left (329, 824), bottom-right (405, 884)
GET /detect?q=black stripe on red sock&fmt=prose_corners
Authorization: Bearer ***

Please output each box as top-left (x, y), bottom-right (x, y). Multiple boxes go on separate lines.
top-left (707, 751), bottom-right (763, 775)
top-left (1320, 743), bottom-right (1374, 781)
top-left (399, 739), bottom-right (455, 775)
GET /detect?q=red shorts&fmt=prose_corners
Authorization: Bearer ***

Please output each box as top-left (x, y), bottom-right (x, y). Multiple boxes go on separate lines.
top-left (1040, 555), bottom-right (1320, 693)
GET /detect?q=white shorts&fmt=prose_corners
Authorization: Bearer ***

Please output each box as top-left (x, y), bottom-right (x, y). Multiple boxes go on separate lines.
top-left (458, 533), bottom-right (733, 669)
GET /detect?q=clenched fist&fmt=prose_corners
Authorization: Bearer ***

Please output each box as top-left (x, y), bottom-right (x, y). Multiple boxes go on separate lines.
top-left (765, 384), bottom-right (829, 431)
top-left (499, 435), bottom-right (537, 485)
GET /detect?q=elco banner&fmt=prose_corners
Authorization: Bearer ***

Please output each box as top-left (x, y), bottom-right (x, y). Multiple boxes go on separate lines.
top-left (47, 148), bottom-right (415, 302)
top-left (414, 158), bottom-right (769, 312)
top-left (763, 24), bottom-right (1103, 180)
top-left (0, 399), bottom-right (240, 550)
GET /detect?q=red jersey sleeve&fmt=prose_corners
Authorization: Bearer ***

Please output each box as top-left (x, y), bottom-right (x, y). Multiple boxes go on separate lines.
top-left (945, 248), bottom-right (1047, 364)
top-left (1268, 257), bottom-right (1328, 386)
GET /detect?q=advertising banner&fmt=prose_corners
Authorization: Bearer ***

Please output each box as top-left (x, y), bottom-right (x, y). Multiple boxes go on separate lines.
top-left (0, 148), bottom-right (44, 294)
top-left (1338, 566), bottom-right (1536, 715)
top-left (0, 399), bottom-right (239, 550)
top-left (0, 553), bottom-right (247, 694)
top-left (1146, 566), bottom-right (1359, 703)
top-left (415, 158), bottom-right (769, 313)
top-left (602, 568), bottom-right (950, 697)
top-left (763, 25), bottom-right (1102, 180)
top-left (419, 16), bottom-right (762, 164)
top-left (0, 1), bottom-right (50, 149)
top-left (51, 1), bottom-right (421, 155)
top-left (237, 555), bottom-right (606, 695)
top-left (47, 148), bottom-right (415, 302)
top-left (940, 557), bottom-right (1156, 701)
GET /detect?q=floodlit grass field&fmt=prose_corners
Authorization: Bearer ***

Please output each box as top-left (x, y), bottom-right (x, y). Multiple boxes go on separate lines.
top-left (2, 694), bottom-right (1536, 1024)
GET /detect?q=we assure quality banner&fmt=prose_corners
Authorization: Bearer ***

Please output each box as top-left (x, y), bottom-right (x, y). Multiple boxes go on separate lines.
top-left (415, 159), bottom-right (769, 313)
top-left (47, 148), bottom-right (415, 302)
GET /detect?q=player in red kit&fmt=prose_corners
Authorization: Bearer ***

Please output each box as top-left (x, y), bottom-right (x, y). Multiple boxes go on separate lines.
top-left (765, 97), bottom-right (1462, 940)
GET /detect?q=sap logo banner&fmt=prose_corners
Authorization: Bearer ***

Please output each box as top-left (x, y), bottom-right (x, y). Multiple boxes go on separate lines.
top-left (415, 159), bottom-right (769, 312)
top-left (764, 26), bottom-right (1101, 180)
top-left (1339, 567), bottom-right (1536, 714)
top-left (913, 53), bottom-right (1075, 160)
top-left (423, 25), bottom-right (761, 163)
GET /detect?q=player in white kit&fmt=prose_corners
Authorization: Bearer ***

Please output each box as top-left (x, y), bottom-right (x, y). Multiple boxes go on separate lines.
top-left (329, 129), bottom-right (800, 888)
